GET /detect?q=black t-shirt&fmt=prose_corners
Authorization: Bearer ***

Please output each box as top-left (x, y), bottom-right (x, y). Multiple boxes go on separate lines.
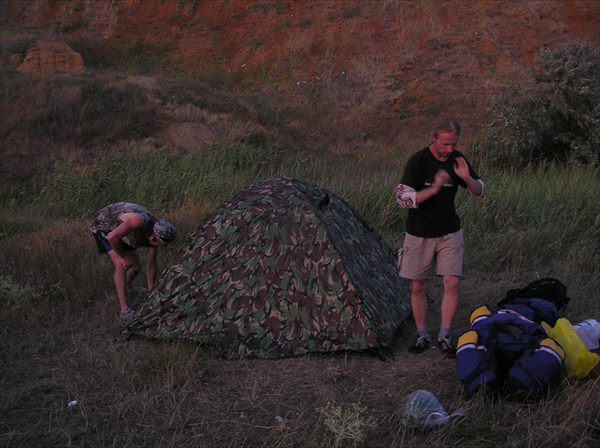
top-left (400, 147), bottom-right (480, 238)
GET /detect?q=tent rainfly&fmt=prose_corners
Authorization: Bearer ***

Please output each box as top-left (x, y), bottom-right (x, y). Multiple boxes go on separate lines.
top-left (126, 177), bottom-right (411, 358)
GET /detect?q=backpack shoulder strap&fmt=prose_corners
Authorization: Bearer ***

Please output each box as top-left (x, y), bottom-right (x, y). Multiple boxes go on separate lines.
top-left (497, 278), bottom-right (570, 311)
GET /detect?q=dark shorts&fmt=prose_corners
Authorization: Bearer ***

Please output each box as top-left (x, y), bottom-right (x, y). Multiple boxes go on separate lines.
top-left (92, 232), bottom-right (134, 254)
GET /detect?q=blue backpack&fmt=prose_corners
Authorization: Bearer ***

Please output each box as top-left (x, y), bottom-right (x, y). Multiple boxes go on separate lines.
top-left (456, 298), bottom-right (565, 401)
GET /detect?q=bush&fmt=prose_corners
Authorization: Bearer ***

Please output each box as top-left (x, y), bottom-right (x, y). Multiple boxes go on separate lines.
top-left (1, 76), bottom-right (156, 145)
top-left (318, 402), bottom-right (377, 448)
top-left (486, 41), bottom-right (600, 168)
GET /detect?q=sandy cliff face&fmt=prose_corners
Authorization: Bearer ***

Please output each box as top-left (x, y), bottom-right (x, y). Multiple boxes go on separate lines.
top-left (1, 0), bottom-right (598, 178)
top-left (3, 0), bottom-right (599, 120)
top-left (16, 40), bottom-right (86, 74)
top-left (3, 1), bottom-right (597, 80)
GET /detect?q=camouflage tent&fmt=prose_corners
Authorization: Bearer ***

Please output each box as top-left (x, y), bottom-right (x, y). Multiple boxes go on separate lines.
top-left (126, 177), bottom-right (411, 358)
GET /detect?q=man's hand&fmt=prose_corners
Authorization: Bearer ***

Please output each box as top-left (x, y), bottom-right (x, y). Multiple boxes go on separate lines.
top-left (433, 169), bottom-right (450, 192)
top-left (416, 169), bottom-right (450, 205)
top-left (454, 157), bottom-right (485, 197)
top-left (453, 157), bottom-right (470, 180)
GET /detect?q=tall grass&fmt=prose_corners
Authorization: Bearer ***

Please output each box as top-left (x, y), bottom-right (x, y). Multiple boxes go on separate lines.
top-left (1, 133), bottom-right (598, 448)
top-left (458, 165), bottom-right (600, 280)
top-left (2, 4), bottom-right (599, 445)
top-left (2, 142), bottom-right (598, 297)
top-left (1, 73), bottom-right (155, 144)
top-left (4, 141), bottom-right (598, 231)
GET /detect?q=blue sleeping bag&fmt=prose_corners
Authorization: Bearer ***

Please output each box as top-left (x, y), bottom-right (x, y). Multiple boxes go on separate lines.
top-left (456, 298), bottom-right (565, 401)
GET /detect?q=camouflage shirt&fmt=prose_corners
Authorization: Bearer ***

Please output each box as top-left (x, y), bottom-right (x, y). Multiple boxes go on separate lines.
top-left (90, 202), bottom-right (156, 249)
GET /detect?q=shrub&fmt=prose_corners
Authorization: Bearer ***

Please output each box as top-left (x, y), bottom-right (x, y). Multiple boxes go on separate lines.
top-left (1, 76), bottom-right (156, 145)
top-left (67, 37), bottom-right (108, 69)
top-left (486, 41), bottom-right (600, 168)
top-left (318, 402), bottom-right (378, 448)
top-left (0, 275), bottom-right (38, 307)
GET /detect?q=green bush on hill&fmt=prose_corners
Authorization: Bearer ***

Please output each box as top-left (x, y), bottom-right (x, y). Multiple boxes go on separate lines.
top-left (486, 41), bottom-right (600, 168)
top-left (1, 75), bottom-right (156, 145)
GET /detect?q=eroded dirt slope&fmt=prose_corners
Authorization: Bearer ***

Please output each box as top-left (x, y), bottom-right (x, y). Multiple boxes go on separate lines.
top-left (1, 0), bottom-right (598, 178)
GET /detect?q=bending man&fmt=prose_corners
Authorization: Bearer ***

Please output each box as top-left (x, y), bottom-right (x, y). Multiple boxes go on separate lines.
top-left (90, 202), bottom-right (176, 326)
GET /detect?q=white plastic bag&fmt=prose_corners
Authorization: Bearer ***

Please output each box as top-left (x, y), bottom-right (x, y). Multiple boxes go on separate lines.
top-left (573, 319), bottom-right (600, 350)
top-left (402, 390), bottom-right (466, 428)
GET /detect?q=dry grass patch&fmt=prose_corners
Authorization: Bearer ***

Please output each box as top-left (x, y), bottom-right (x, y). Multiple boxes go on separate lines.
top-left (1, 224), bottom-right (598, 447)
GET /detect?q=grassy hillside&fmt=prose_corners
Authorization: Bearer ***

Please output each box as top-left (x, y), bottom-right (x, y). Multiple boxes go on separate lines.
top-left (1, 1), bottom-right (599, 447)
top-left (1, 143), bottom-right (598, 447)
top-left (1, 0), bottom-right (599, 182)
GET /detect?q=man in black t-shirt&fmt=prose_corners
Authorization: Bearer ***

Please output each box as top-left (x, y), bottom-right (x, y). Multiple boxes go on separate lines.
top-left (396, 118), bottom-right (486, 357)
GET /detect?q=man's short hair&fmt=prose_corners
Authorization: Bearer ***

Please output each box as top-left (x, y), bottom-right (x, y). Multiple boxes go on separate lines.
top-left (432, 117), bottom-right (461, 136)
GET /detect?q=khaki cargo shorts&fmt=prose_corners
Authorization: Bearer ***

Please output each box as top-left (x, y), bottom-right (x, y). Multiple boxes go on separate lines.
top-left (398, 229), bottom-right (464, 280)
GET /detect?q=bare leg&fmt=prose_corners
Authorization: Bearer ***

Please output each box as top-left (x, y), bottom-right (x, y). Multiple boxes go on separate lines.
top-left (108, 251), bottom-right (141, 313)
top-left (410, 279), bottom-right (429, 328)
top-left (440, 275), bottom-right (460, 327)
top-left (126, 252), bottom-right (141, 285)
top-left (108, 251), bottom-right (128, 313)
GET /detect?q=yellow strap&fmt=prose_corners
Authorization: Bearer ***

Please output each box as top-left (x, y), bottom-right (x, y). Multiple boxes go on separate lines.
top-left (469, 306), bottom-right (491, 325)
top-left (458, 330), bottom-right (479, 348)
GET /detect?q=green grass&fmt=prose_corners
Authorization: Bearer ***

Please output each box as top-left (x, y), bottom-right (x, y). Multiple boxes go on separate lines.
top-left (5, 145), bottom-right (597, 272)
top-left (3, 146), bottom-right (598, 286)
top-left (1, 74), bottom-right (155, 144)
top-left (2, 148), bottom-right (598, 357)
top-left (2, 149), bottom-right (599, 446)
top-left (1, 13), bottom-right (599, 446)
